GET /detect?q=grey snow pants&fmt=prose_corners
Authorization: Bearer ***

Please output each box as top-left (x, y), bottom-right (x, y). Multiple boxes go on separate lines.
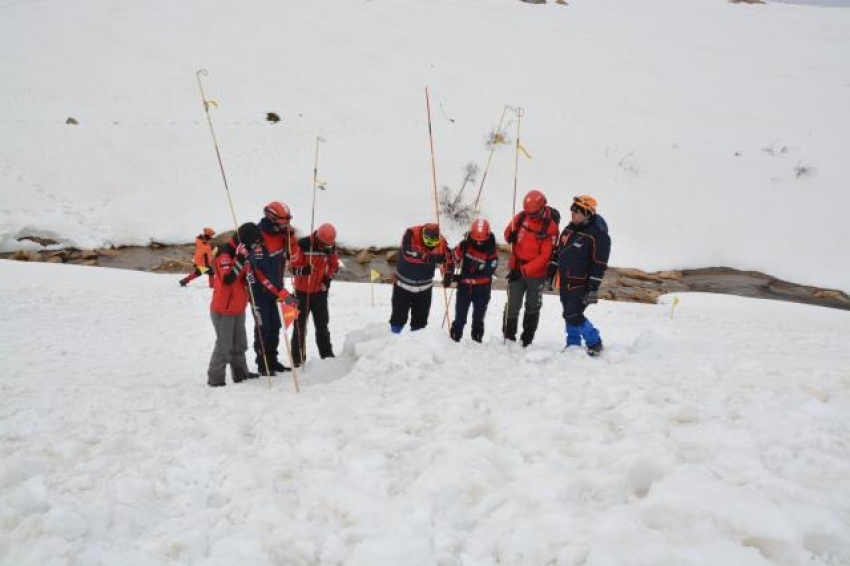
top-left (207, 311), bottom-right (250, 386)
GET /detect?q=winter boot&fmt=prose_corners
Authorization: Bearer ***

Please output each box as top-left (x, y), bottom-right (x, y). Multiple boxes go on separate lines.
top-left (321, 352), bottom-right (335, 359)
top-left (470, 327), bottom-right (483, 343)
top-left (586, 339), bottom-right (604, 357)
top-left (272, 361), bottom-right (291, 373)
top-left (502, 316), bottom-right (518, 342)
top-left (520, 312), bottom-right (540, 348)
top-left (179, 278), bottom-right (188, 287)
top-left (258, 366), bottom-right (276, 377)
top-left (390, 324), bottom-right (404, 334)
top-left (449, 324), bottom-right (463, 342)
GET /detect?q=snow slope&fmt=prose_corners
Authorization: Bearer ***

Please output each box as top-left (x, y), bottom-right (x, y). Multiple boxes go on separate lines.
top-left (1, 260), bottom-right (849, 565)
top-left (1, 0), bottom-right (849, 291)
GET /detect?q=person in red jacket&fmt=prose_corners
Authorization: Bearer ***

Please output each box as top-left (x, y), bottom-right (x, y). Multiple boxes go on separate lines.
top-left (289, 223), bottom-right (340, 367)
top-left (503, 189), bottom-right (560, 346)
top-left (450, 218), bottom-right (498, 343)
top-left (390, 223), bottom-right (454, 333)
top-left (207, 222), bottom-right (297, 387)
top-left (179, 227), bottom-right (215, 288)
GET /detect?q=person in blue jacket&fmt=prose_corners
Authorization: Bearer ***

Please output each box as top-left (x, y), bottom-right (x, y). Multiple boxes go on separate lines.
top-left (549, 195), bottom-right (611, 356)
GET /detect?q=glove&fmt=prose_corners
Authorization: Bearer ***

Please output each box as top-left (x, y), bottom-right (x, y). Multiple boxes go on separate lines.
top-left (506, 231), bottom-right (517, 244)
top-left (507, 269), bottom-right (522, 282)
top-left (443, 272), bottom-right (453, 288)
top-left (179, 279), bottom-right (187, 287)
top-left (322, 277), bottom-right (332, 291)
top-left (299, 264), bottom-right (312, 276)
top-left (583, 288), bottom-right (599, 305)
top-left (235, 243), bottom-right (248, 258)
top-left (279, 291), bottom-right (299, 308)
top-left (545, 264), bottom-right (558, 291)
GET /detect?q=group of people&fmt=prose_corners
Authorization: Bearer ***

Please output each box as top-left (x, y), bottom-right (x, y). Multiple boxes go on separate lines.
top-left (183, 190), bottom-right (611, 388)
top-left (181, 202), bottom-right (339, 387)
top-left (389, 191), bottom-right (611, 356)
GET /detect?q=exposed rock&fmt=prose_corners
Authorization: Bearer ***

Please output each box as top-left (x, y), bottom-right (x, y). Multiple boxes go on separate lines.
top-left (617, 268), bottom-right (663, 283)
top-left (78, 250), bottom-right (98, 260)
top-left (66, 117), bottom-right (78, 125)
top-left (46, 256), bottom-right (63, 264)
top-left (814, 289), bottom-right (849, 302)
top-left (16, 235), bottom-right (59, 247)
top-left (608, 287), bottom-right (662, 304)
top-left (266, 112), bottom-right (281, 124)
top-left (355, 249), bottom-right (374, 265)
top-left (11, 250), bottom-right (42, 262)
top-left (386, 250), bottom-right (399, 264)
top-left (96, 248), bottom-right (120, 257)
top-left (153, 260), bottom-right (192, 272)
top-left (657, 270), bottom-right (683, 281)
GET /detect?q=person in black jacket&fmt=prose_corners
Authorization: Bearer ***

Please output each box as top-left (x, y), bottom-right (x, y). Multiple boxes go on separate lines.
top-left (549, 195), bottom-right (611, 356)
top-left (450, 218), bottom-right (498, 343)
top-left (390, 223), bottom-right (454, 333)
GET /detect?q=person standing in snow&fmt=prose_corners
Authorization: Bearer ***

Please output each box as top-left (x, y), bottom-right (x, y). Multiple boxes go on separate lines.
top-left (503, 189), bottom-right (560, 347)
top-left (449, 218), bottom-right (498, 343)
top-left (250, 201), bottom-right (296, 376)
top-left (549, 194), bottom-right (611, 356)
top-left (207, 223), bottom-right (296, 387)
top-left (289, 223), bottom-right (340, 367)
top-left (179, 227), bottom-right (215, 288)
top-left (390, 223), bottom-right (454, 333)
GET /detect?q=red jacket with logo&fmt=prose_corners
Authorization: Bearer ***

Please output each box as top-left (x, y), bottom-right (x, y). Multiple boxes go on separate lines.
top-left (290, 235), bottom-right (340, 294)
top-left (503, 208), bottom-right (559, 278)
top-left (210, 240), bottom-right (250, 315)
top-left (211, 238), bottom-right (291, 315)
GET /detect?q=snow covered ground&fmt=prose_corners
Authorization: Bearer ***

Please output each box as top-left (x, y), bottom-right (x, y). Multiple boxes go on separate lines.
top-left (1, 0), bottom-right (850, 292)
top-left (1, 260), bottom-right (849, 565)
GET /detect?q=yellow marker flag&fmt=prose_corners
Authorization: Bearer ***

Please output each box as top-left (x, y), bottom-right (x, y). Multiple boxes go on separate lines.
top-left (670, 296), bottom-right (680, 319)
top-left (370, 269), bottom-right (381, 282)
top-left (518, 143), bottom-right (532, 159)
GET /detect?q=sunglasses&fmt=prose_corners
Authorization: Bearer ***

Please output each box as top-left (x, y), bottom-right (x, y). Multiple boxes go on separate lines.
top-left (570, 204), bottom-right (589, 215)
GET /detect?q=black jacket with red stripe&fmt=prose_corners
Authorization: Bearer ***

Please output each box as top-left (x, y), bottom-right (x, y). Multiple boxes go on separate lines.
top-left (395, 225), bottom-right (454, 293)
top-left (553, 215), bottom-right (611, 291)
top-left (453, 233), bottom-right (498, 285)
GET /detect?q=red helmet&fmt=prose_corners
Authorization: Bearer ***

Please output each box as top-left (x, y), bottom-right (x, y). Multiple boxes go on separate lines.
top-left (264, 201), bottom-right (291, 225)
top-left (523, 190), bottom-right (547, 214)
top-left (202, 227), bottom-right (215, 237)
top-left (315, 223), bottom-right (337, 247)
top-left (469, 218), bottom-right (491, 242)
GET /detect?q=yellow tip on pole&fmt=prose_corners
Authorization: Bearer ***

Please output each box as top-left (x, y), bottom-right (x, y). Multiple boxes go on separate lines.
top-left (670, 296), bottom-right (680, 319)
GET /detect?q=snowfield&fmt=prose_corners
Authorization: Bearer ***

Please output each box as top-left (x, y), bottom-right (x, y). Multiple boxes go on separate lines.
top-left (1, 261), bottom-right (849, 565)
top-left (1, 0), bottom-right (850, 291)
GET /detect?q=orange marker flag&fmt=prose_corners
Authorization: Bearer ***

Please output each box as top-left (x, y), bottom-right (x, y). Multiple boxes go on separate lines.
top-left (280, 302), bottom-right (299, 329)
